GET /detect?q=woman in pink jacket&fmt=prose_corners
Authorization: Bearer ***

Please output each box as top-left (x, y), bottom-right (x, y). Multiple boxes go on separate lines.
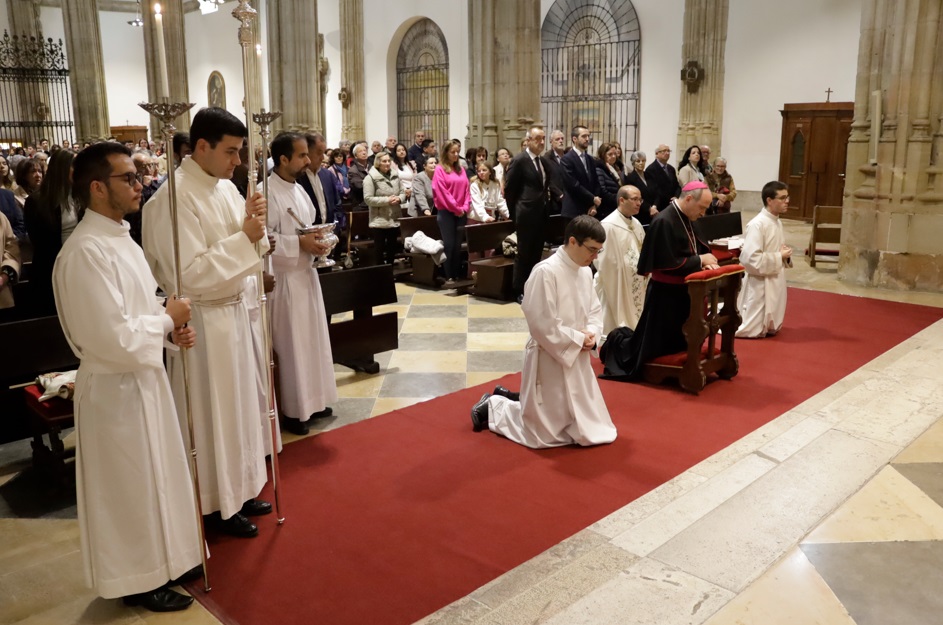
top-left (432, 139), bottom-right (470, 287)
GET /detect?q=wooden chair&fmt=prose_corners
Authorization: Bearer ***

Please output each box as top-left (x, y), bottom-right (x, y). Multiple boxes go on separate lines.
top-left (808, 205), bottom-right (842, 267)
top-left (642, 265), bottom-right (745, 394)
top-left (398, 215), bottom-right (443, 287)
top-left (465, 220), bottom-right (516, 300)
top-left (320, 264), bottom-right (398, 374)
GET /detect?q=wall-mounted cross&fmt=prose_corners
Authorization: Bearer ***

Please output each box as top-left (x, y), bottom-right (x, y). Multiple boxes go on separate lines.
top-left (826, 87), bottom-right (833, 103)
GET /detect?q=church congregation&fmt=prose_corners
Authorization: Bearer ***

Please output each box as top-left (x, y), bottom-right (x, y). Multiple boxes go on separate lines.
top-left (2, 0), bottom-right (942, 623)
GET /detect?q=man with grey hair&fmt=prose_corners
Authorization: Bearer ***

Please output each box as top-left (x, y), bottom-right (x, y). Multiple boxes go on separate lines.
top-left (600, 180), bottom-right (718, 379)
top-left (505, 126), bottom-right (551, 302)
top-left (644, 143), bottom-right (680, 211)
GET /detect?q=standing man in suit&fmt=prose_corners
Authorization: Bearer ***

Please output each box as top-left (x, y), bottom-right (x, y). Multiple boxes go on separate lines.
top-left (505, 126), bottom-right (551, 303)
top-left (299, 133), bottom-right (341, 225)
top-left (561, 125), bottom-right (602, 218)
top-left (544, 129), bottom-right (567, 215)
top-left (644, 144), bottom-right (680, 212)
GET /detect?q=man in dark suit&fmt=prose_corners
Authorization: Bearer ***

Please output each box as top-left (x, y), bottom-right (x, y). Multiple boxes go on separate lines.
top-left (544, 129), bottom-right (567, 215)
top-left (560, 125), bottom-right (602, 218)
top-left (645, 143), bottom-right (680, 211)
top-left (505, 126), bottom-right (551, 302)
top-left (299, 133), bottom-right (341, 225)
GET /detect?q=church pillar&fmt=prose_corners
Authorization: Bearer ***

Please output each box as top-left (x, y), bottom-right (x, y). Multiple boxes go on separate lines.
top-left (265, 0), bottom-right (321, 134)
top-left (141, 0), bottom-right (190, 139)
top-left (466, 0), bottom-right (541, 154)
top-left (6, 0), bottom-right (54, 145)
top-left (339, 0), bottom-right (365, 141)
top-left (61, 0), bottom-right (110, 142)
top-left (676, 0), bottom-right (729, 154)
top-left (840, 0), bottom-right (943, 291)
top-left (7, 0), bottom-right (42, 37)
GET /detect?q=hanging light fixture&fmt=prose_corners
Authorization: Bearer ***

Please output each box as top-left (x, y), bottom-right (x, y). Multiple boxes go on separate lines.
top-left (199, 0), bottom-right (225, 14)
top-left (128, 0), bottom-right (144, 27)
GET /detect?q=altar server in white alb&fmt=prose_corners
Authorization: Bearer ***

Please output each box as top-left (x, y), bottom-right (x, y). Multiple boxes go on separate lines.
top-left (736, 180), bottom-right (792, 338)
top-left (471, 215), bottom-right (617, 448)
top-left (143, 107), bottom-right (272, 539)
top-left (54, 142), bottom-right (201, 612)
top-left (263, 131), bottom-right (337, 436)
top-left (593, 185), bottom-right (648, 335)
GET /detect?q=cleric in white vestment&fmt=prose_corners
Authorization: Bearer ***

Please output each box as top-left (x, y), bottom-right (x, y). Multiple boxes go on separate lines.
top-left (737, 181), bottom-right (792, 338)
top-left (594, 185), bottom-right (648, 335)
top-left (471, 215), bottom-right (617, 448)
top-left (262, 132), bottom-right (337, 436)
top-left (143, 108), bottom-right (270, 532)
top-left (54, 143), bottom-right (201, 610)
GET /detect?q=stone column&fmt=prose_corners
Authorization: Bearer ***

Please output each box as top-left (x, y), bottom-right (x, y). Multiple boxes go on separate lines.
top-left (339, 0), bottom-right (365, 140)
top-left (7, 0), bottom-right (43, 37)
top-left (466, 0), bottom-right (541, 153)
top-left (141, 0), bottom-right (190, 138)
top-left (676, 0), bottom-right (729, 154)
top-left (7, 0), bottom-right (52, 144)
top-left (840, 0), bottom-right (943, 291)
top-left (61, 0), bottom-right (110, 142)
top-left (265, 0), bottom-right (321, 134)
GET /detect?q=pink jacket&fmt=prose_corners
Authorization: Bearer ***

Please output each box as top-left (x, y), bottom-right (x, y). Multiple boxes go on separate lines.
top-left (431, 165), bottom-right (470, 217)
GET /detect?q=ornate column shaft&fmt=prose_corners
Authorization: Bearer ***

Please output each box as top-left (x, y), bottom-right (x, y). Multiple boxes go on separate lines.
top-left (466, 0), bottom-right (541, 153)
top-left (840, 0), bottom-right (943, 292)
top-left (266, 0), bottom-right (321, 134)
top-left (61, 0), bottom-right (110, 142)
top-left (142, 0), bottom-right (190, 138)
top-left (7, 0), bottom-right (53, 144)
top-left (339, 0), bottom-right (365, 140)
top-left (676, 0), bottom-right (729, 153)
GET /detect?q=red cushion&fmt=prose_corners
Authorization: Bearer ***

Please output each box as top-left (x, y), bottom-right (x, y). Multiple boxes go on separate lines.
top-left (685, 264), bottom-right (744, 283)
top-left (648, 340), bottom-right (715, 367)
top-left (711, 248), bottom-right (740, 262)
top-left (24, 384), bottom-right (75, 419)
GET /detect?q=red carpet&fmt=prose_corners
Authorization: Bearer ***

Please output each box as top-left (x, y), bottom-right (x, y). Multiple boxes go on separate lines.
top-left (189, 288), bottom-right (942, 625)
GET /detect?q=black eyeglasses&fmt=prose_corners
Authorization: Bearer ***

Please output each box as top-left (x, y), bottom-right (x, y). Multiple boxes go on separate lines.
top-left (108, 172), bottom-right (144, 187)
top-left (580, 242), bottom-right (604, 255)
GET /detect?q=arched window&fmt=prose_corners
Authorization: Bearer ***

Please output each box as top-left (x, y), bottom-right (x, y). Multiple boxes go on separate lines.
top-left (396, 19), bottom-right (449, 149)
top-left (541, 0), bottom-right (641, 151)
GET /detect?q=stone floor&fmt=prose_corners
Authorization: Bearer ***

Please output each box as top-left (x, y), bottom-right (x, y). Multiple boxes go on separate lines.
top-left (2, 210), bottom-right (943, 624)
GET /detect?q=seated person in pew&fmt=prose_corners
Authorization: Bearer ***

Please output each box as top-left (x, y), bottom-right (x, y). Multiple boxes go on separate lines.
top-left (468, 161), bottom-right (509, 223)
top-left (736, 180), bottom-right (792, 338)
top-left (593, 185), bottom-right (648, 337)
top-left (409, 156), bottom-right (437, 216)
top-left (53, 142), bottom-right (202, 612)
top-left (470, 216), bottom-right (617, 449)
top-left (0, 210), bottom-right (19, 310)
top-left (599, 181), bottom-right (718, 380)
top-left (264, 132), bottom-right (338, 436)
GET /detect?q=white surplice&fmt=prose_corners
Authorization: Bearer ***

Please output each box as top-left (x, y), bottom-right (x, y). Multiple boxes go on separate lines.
top-left (593, 210), bottom-right (648, 334)
top-left (488, 246), bottom-right (617, 448)
top-left (53, 210), bottom-right (201, 599)
top-left (263, 173), bottom-right (337, 422)
top-left (736, 207), bottom-right (788, 338)
top-left (143, 156), bottom-right (268, 519)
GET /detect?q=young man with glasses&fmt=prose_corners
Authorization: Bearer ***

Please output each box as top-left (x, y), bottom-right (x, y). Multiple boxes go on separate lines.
top-left (53, 142), bottom-right (202, 611)
top-left (736, 181), bottom-right (792, 338)
top-left (470, 215), bottom-right (617, 449)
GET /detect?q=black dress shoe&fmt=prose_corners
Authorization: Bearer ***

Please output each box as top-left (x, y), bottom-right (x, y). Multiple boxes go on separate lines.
top-left (240, 498), bottom-right (272, 517)
top-left (123, 587), bottom-right (193, 612)
top-left (492, 385), bottom-right (520, 402)
top-left (310, 406), bottom-right (333, 420)
top-left (170, 565), bottom-right (203, 586)
top-left (281, 416), bottom-right (309, 436)
top-left (471, 393), bottom-right (490, 432)
top-left (216, 512), bottom-right (258, 538)
top-left (516, 294), bottom-right (524, 305)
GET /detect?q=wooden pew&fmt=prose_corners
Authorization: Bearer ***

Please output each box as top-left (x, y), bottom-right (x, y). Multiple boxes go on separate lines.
top-left (0, 314), bottom-right (79, 484)
top-left (808, 205), bottom-right (842, 267)
top-left (465, 220), bottom-right (516, 300)
top-left (398, 215), bottom-right (442, 287)
top-left (320, 264), bottom-right (398, 374)
top-left (343, 209), bottom-right (376, 267)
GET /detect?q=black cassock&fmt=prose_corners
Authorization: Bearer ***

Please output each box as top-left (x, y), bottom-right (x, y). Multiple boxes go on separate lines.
top-left (601, 201), bottom-right (710, 380)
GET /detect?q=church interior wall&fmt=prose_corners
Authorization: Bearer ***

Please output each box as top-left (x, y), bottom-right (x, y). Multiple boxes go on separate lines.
top-left (319, 0), bottom-right (342, 147)
top-left (99, 9), bottom-right (149, 131)
top-left (723, 0), bottom-right (862, 192)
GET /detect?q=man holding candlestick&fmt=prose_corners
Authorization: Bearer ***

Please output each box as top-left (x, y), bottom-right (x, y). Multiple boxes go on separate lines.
top-left (143, 107), bottom-right (272, 539)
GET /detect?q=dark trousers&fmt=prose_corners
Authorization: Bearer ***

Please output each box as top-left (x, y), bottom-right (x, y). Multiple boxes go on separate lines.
top-left (370, 226), bottom-right (400, 265)
top-left (513, 205), bottom-right (548, 295)
top-left (437, 210), bottom-right (467, 279)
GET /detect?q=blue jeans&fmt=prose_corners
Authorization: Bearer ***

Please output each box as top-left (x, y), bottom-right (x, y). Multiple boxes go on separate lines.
top-left (437, 210), bottom-right (467, 280)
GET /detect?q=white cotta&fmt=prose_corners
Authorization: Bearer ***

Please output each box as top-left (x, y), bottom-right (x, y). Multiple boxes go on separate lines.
top-left (593, 210), bottom-right (648, 334)
top-left (263, 173), bottom-right (338, 422)
top-left (736, 208), bottom-right (788, 338)
top-left (53, 210), bottom-right (201, 598)
top-left (143, 156), bottom-right (268, 519)
top-left (488, 246), bottom-right (617, 448)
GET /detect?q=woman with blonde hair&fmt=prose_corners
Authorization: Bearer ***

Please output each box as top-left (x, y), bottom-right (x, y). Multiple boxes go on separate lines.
top-left (469, 161), bottom-right (509, 223)
top-left (432, 139), bottom-right (471, 287)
